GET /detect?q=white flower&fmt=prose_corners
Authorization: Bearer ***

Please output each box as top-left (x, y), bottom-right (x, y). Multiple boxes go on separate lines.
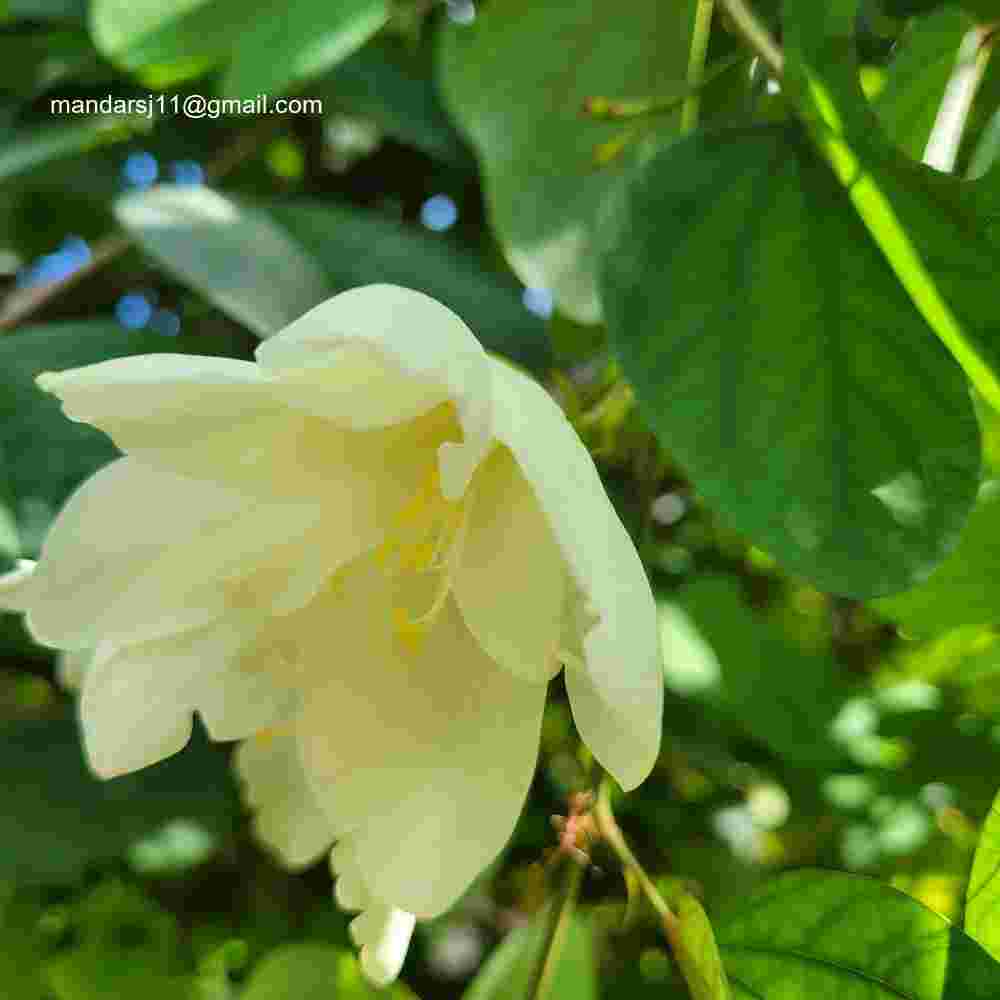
top-left (15, 284), bottom-right (662, 980)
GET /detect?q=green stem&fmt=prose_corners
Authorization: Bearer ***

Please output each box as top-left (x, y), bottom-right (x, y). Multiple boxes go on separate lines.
top-left (682, 0), bottom-right (716, 133)
top-left (593, 778), bottom-right (676, 931)
top-left (717, 0), bottom-right (783, 77)
top-left (527, 862), bottom-right (584, 1000)
top-left (924, 26), bottom-right (994, 173)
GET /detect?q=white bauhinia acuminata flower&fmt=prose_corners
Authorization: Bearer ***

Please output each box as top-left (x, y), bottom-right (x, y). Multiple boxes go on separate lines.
top-left (12, 284), bottom-right (662, 982)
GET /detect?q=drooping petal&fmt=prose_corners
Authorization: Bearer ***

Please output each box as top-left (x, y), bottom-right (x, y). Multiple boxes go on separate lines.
top-left (255, 285), bottom-right (494, 498)
top-left (56, 647), bottom-right (94, 692)
top-left (296, 561), bottom-right (546, 918)
top-left (350, 904), bottom-right (416, 987)
top-left (331, 840), bottom-right (415, 986)
top-left (487, 359), bottom-right (662, 791)
top-left (0, 559), bottom-right (37, 612)
top-left (80, 616), bottom-right (296, 778)
top-left (235, 726), bottom-right (333, 869)
top-left (25, 457), bottom-right (327, 649)
top-left (452, 446), bottom-right (566, 683)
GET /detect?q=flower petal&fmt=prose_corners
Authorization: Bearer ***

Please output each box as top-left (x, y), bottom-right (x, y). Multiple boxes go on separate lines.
top-left (351, 904), bottom-right (416, 987)
top-left (25, 457), bottom-right (326, 649)
top-left (235, 726), bottom-right (333, 869)
top-left (330, 840), bottom-right (416, 987)
top-left (488, 359), bottom-right (662, 790)
top-left (0, 559), bottom-right (37, 612)
top-left (80, 616), bottom-right (295, 777)
top-left (296, 561), bottom-right (546, 918)
top-left (255, 285), bottom-right (494, 498)
top-left (453, 447), bottom-right (565, 683)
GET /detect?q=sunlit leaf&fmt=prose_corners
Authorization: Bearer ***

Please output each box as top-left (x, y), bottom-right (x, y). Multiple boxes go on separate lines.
top-left (600, 123), bottom-right (980, 597)
top-left (718, 869), bottom-right (1000, 998)
top-left (115, 186), bottom-right (330, 339)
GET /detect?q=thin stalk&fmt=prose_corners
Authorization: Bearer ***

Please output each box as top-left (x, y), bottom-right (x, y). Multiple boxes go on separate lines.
top-left (717, 0), bottom-right (783, 77)
top-left (681, 0), bottom-right (716, 132)
top-left (593, 778), bottom-right (677, 934)
top-left (526, 862), bottom-right (584, 1000)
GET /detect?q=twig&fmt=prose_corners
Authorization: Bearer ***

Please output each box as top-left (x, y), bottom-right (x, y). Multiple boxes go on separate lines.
top-left (682, 0), bottom-right (717, 133)
top-left (593, 777), bottom-right (677, 934)
top-left (717, 0), bottom-right (784, 78)
top-left (526, 862), bottom-right (584, 1000)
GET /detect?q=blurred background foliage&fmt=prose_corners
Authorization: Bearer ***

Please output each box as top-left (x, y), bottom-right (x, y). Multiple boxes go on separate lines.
top-left (5, 0), bottom-right (1000, 997)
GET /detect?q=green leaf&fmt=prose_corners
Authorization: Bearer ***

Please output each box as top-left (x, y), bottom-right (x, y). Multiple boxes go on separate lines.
top-left (0, 319), bottom-right (247, 557)
top-left (718, 869), bottom-right (1000, 998)
top-left (0, 893), bottom-right (53, 1000)
top-left (600, 124), bottom-right (980, 597)
top-left (875, 7), bottom-right (973, 161)
top-left (967, 793), bottom-right (1000, 960)
top-left (317, 39), bottom-right (471, 166)
top-left (783, 2), bottom-right (1000, 418)
top-left (0, 116), bottom-right (147, 184)
top-left (44, 882), bottom-right (190, 1000)
top-left (674, 577), bottom-right (848, 769)
top-left (240, 943), bottom-right (417, 999)
top-left (114, 186), bottom-right (331, 339)
top-left (438, 0), bottom-right (699, 323)
top-left (240, 944), bottom-right (344, 999)
top-left (462, 909), bottom-right (595, 1000)
top-left (267, 199), bottom-right (551, 372)
top-left (665, 894), bottom-right (730, 1000)
top-left (875, 481), bottom-right (1000, 635)
top-left (90, 0), bottom-right (239, 80)
top-left (220, 0), bottom-right (387, 100)
top-left (0, 716), bottom-right (238, 884)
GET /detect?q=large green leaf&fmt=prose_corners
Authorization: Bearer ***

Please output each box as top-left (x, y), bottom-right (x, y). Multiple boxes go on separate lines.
top-left (0, 714), bottom-right (238, 884)
top-left (966, 791), bottom-right (1000, 960)
top-left (220, 0), bottom-right (387, 100)
top-left (240, 944), bottom-right (345, 999)
top-left (267, 199), bottom-right (551, 372)
top-left (718, 869), bottom-right (1000, 998)
top-left (462, 909), bottom-right (595, 1000)
top-left (90, 0), bottom-right (242, 77)
top-left (0, 319), bottom-right (247, 556)
top-left (438, 0), bottom-right (697, 324)
top-left (782, 3), bottom-right (1000, 417)
top-left (875, 6), bottom-right (973, 161)
top-left (875, 480), bottom-right (1000, 634)
top-left (115, 186), bottom-right (331, 340)
top-left (600, 123), bottom-right (980, 597)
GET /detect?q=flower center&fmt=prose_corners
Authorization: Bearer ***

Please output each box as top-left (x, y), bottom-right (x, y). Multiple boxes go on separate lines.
top-left (375, 461), bottom-right (468, 654)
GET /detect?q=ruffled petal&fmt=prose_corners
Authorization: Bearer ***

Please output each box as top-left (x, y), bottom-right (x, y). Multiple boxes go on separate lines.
top-left (452, 447), bottom-right (565, 683)
top-left (255, 285), bottom-right (494, 498)
top-left (0, 559), bottom-right (37, 612)
top-left (235, 726), bottom-right (333, 870)
top-left (487, 359), bottom-right (662, 790)
top-left (296, 560), bottom-right (546, 918)
top-left (24, 457), bottom-right (327, 649)
top-left (330, 840), bottom-right (415, 987)
top-left (80, 616), bottom-right (295, 778)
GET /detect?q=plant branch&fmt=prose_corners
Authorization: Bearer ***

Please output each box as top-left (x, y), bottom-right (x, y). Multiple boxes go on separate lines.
top-left (526, 862), bottom-right (584, 1000)
top-left (717, 0), bottom-right (783, 78)
top-left (593, 777), bottom-right (677, 933)
top-left (681, 0), bottom-right (716, 132)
